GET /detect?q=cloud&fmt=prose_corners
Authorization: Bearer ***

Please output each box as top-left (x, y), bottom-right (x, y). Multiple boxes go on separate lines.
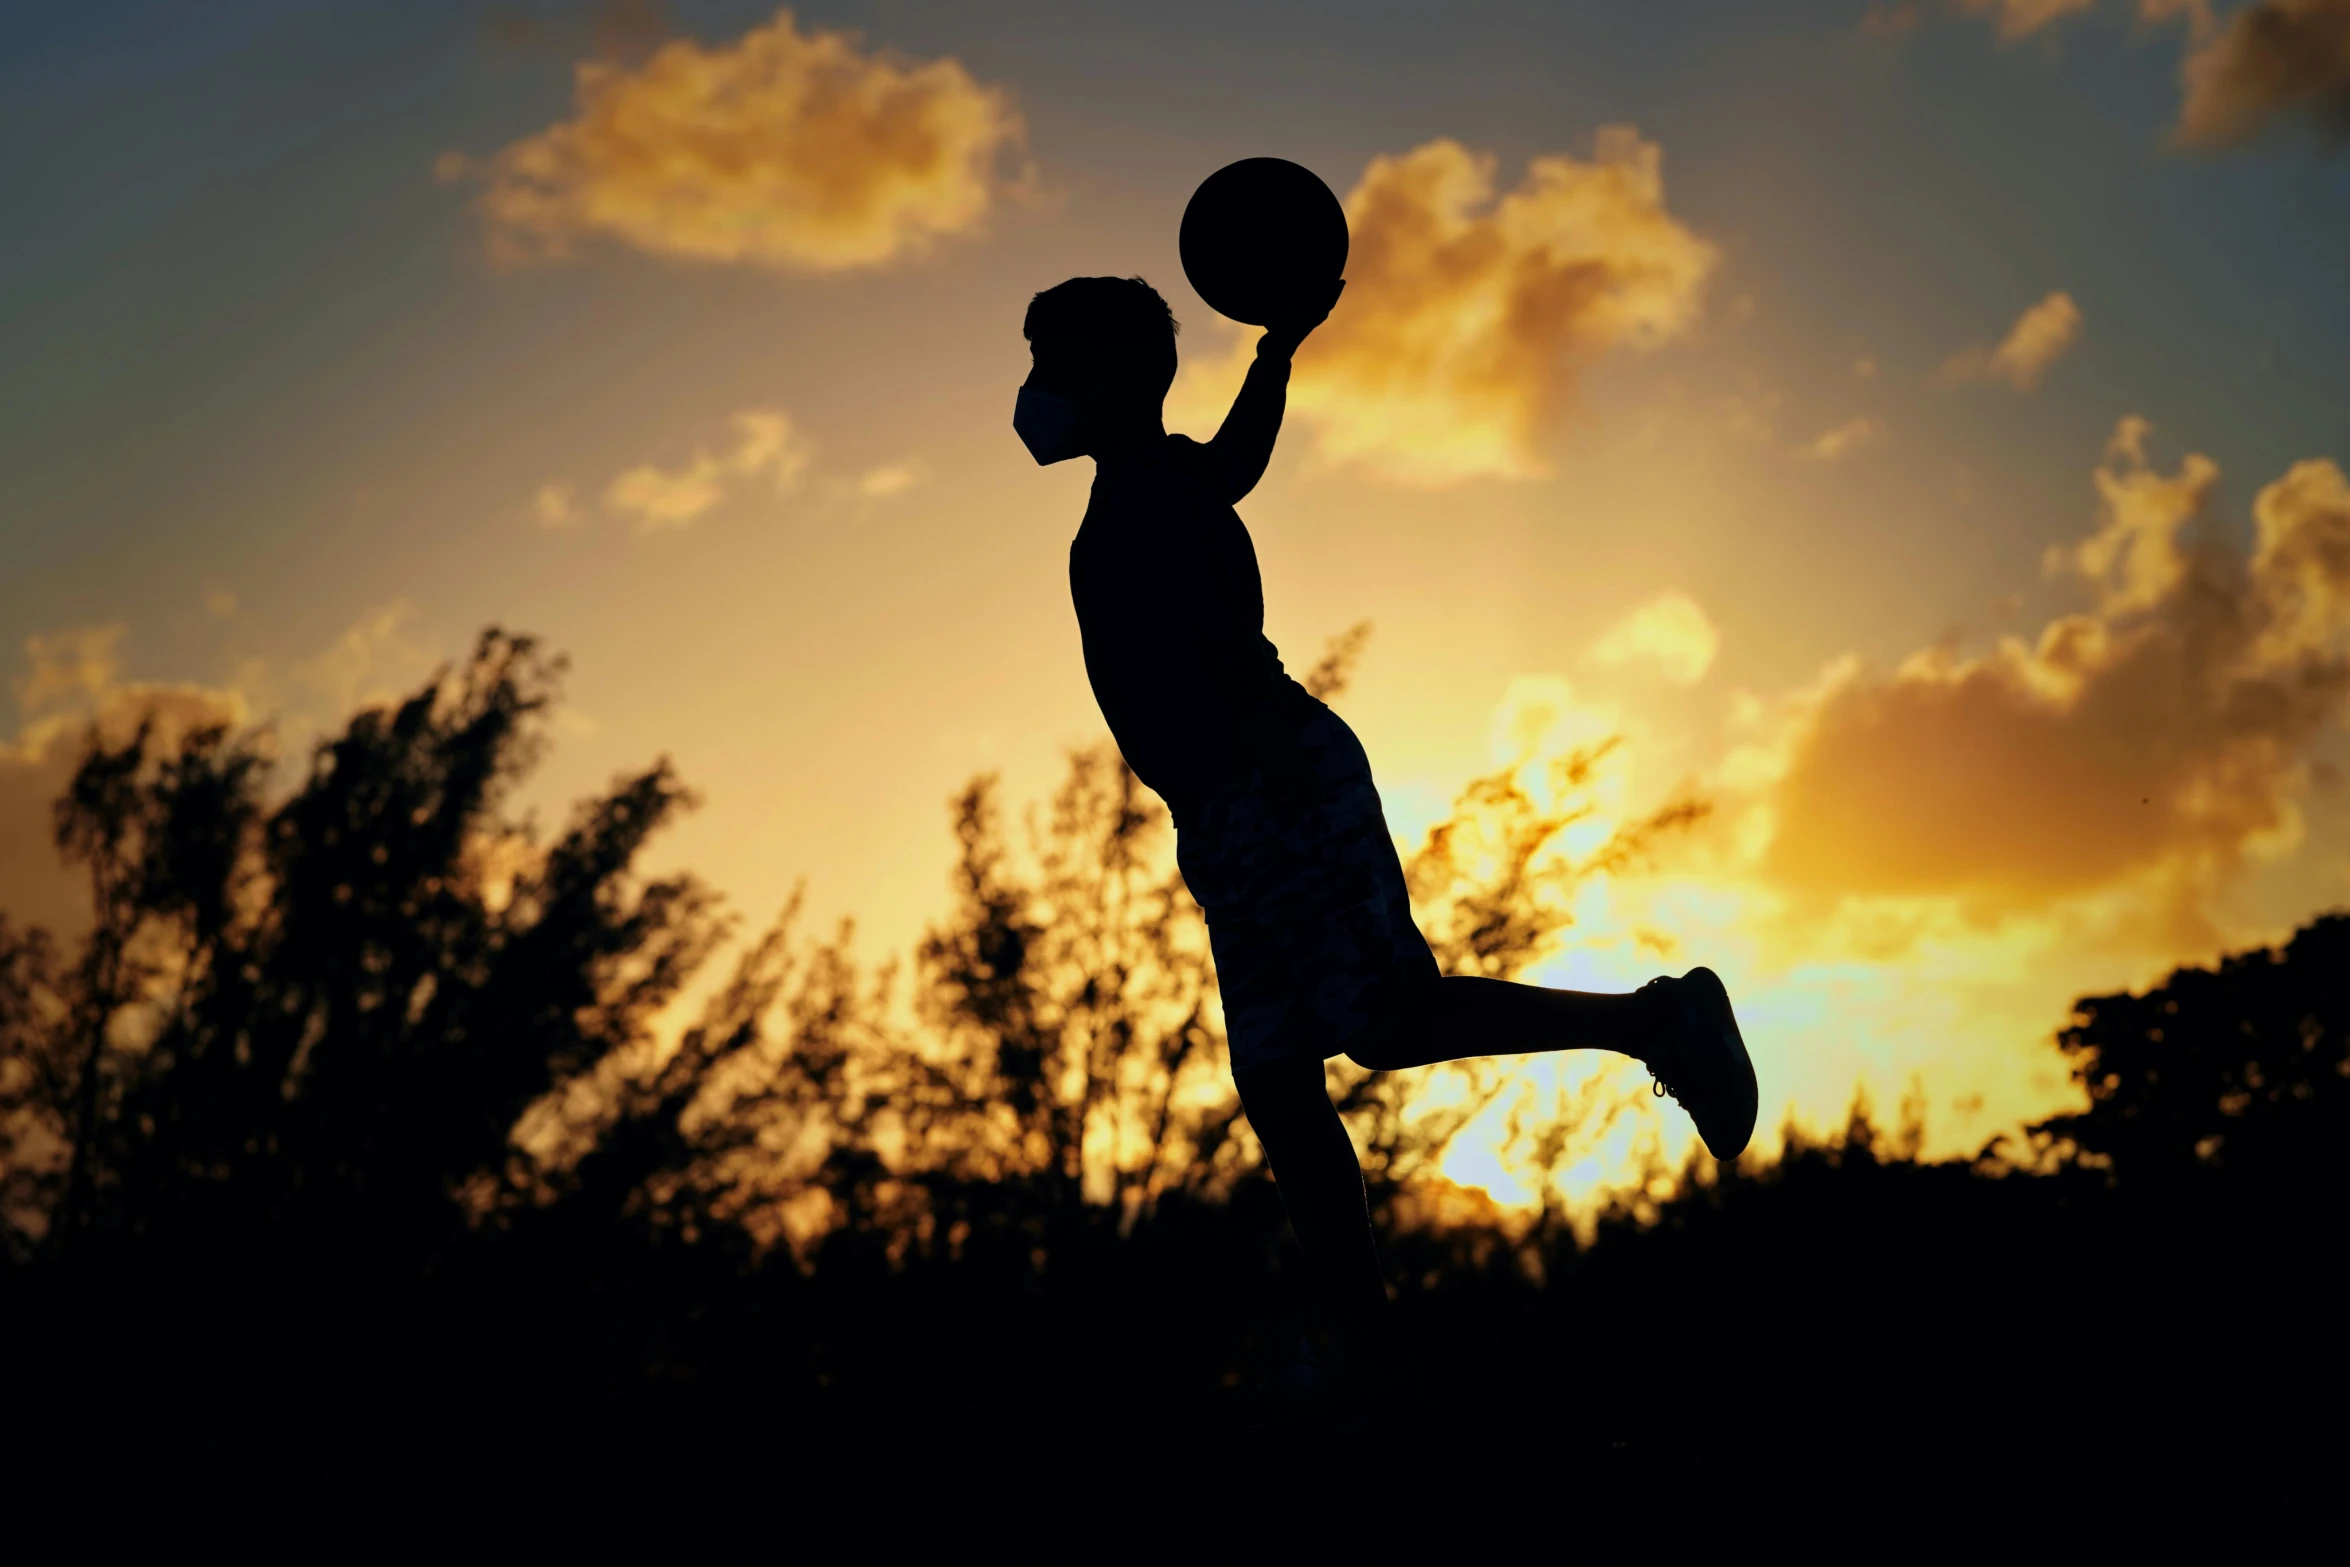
top-left (1861, 3), bottom-right (1927, 36)
top-left (1943, 290), bottom-right (2083, 391)
top-left (1942, 0), bottom-right (2348, 152)
top-left (1794, 415), bottom-right (1885, 464)
top-left (2248, 453), bottom-right (2350, 657)
top-left (810, 457), bottom-right (930, 522)
top-left (837, 460), bottom-right (925, 502)
top-left (591, 0), bottom-right (669, 63)
top-left (2, 628), bottom-right (249, 940)
top-left (1756, 420), bottom-right (2350, 912)
top-left (2172, 0), bottom-right (2350, 146)
top-left (1587, 592), bottom-right (1722, 685)
top-left (2041, 414), bottom-right (2213, 613)
top-left (2138, 0), bottom-right (2216, 27)
top-left (1175, 129), bottom-right (1716, 486)
top-left (546, 409), bottom-right (899, 533)
top-left (442, 7), bottom-right (1024, 272)
top-left (604, 408), bottom-right (809, 532)
top-left (293, 600), bottom-right (437, 717)
top-left (531, 482), bottom-right (578, 528)
top-left (846, 461), bottom-right (922, 500)
top-left (1955, 0), bottom-right (2100, 40)
top-left (0, 603), bottom-right (520, 941)
top-left (14, 625), bottom-right (125, 716)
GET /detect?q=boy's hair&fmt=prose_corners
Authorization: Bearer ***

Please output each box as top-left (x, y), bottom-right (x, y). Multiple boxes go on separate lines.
top-left (1023, 276), bottom-right (1179, 404)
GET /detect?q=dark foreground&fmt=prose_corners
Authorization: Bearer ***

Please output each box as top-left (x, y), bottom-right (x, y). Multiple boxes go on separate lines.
top-left (14, 1122), bottom-right (2342, 1552)
top-left (6, 640), bottom-right (2342, 1549)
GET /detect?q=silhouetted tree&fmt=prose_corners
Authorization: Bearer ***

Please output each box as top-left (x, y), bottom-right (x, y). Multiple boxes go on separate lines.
top-left (1335, 733), bottom-right (1710, 1207)
top-left (13, 619), bottom-right (2339, 1538)
top-left (0, 916), bottom-right (68, 1259)
top-left (1, 622), bottom-right (1717, 1282)
top-left (2030, 913), bottom-right (2350, 1194)
top-left (0, 631), bottom-right (722, 1281)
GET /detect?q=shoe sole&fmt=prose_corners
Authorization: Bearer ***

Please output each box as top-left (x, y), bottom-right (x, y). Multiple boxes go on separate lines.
top-left (1682, 966), bottom-right (1758, 1161)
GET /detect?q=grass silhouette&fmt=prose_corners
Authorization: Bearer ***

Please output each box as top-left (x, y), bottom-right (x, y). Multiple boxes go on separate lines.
top-left (2, 629), bottom-right (2342, 1543)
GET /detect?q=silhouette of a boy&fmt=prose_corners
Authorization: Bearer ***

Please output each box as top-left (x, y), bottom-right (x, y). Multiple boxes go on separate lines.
top-left (1017, 275), bottom-right (1756, 1409)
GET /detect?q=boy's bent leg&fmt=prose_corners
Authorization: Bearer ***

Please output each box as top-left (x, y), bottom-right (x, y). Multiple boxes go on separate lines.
top-left (1233, 1053), bottom-right (1390, 1364)
top-left (1348, 971), bottom-right (1759, 1160)
top-left (1348, 973), bottom-right (1656, 1071)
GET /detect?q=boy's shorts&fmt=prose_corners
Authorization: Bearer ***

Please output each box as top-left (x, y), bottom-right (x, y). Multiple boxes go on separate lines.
top-left (1175, 698), bottom-right (1440, 1075)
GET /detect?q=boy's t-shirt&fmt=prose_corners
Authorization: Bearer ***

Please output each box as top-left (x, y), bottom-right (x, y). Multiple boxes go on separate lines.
top-left (1068, 425), bottom-right (1308, 822)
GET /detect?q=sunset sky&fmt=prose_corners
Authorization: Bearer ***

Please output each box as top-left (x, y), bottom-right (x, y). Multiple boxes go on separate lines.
top-left (6, 0), bottom-right (2348, 1200)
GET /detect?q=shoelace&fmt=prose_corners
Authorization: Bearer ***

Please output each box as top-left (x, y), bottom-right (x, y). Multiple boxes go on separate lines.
top-left (1637, 976), bottom-right (1682, 1103)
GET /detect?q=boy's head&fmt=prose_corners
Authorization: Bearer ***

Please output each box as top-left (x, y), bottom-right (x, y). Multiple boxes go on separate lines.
top-left (1021, 275), bottom-right (1179, 416)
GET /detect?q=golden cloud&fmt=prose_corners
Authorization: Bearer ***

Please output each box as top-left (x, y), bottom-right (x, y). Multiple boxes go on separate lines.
top-left (2138, 0), bottom-right (2216, 26)
top-left (604, 409), bottom-right (809, 532)
top-left (1586, 592), bottom-right (1721, 685)
top-left (1943, 290), bottom-right (2082, 391)
top-left (444, 8), bottom-right (1024, 271)
top-left (531, 482), bottom-right (578, 529)
top-left (1956, 0), bottom-right (2100, 40)
top-left (846, 461), bottom-right (922, 500)
top-left (1177, 130), bottom-right (1716, 486)
top-left (2, 628), bottom-right (249, 941)
top-left (1760, 420), bottom-right (2350, 908)
top-left (2250, 455), bottom-right (2350, 658)
top-left (13, 624), bottom-right (125, 715)
top-left (2173, 0), bottom-right (2350, 146)
top-left (1794, 415), bottom-right (1886, 464)
top-left (2044, 414), bottom-right (2215, 613)
top-left (0, 601), bottom-right (514, 946)
top-left (292, 600), bottom-right (435, 716)
top-left (1861, 3), bottom-right (1927, 36)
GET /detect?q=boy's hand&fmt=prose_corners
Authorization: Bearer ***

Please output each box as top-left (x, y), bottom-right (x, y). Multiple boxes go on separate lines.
top-left (1259, 277), bottom-right (1345, 362)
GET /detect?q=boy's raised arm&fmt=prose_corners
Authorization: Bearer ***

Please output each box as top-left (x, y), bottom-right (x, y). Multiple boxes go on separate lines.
top-left (1202, 345), bottom-right (1293, 505)
top-left (1201, 279), bottom-right (1345, 506)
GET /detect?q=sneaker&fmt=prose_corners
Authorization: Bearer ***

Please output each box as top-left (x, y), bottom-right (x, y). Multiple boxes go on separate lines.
top-left (1638, 967), bottom-right (1757, 1160)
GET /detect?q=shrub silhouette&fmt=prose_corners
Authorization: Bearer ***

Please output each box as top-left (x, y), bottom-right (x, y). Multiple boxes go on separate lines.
top-left (2, 631), bottom-right (720, 1278)
top-left (3, 624), bottom-right (2344, 1538)
top-left (509, 619), bottom-right (1703, 1267)
top-left (2029, 914), bottom-right (2350, 1194)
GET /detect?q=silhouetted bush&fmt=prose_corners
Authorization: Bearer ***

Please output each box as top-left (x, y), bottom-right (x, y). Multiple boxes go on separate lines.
top-left (2034, 915), bottom-right (2350, 1194)
top-left (2, 628), bottom-right (2342, 1540)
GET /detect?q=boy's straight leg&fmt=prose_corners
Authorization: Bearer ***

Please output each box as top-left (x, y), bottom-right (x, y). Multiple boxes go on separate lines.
top-left (1233, 1053), bottom-right (1390, 1358)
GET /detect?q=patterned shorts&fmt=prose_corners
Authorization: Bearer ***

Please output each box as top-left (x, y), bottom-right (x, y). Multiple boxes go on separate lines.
top-left (1176, 699), bottom-right (1439, 1074)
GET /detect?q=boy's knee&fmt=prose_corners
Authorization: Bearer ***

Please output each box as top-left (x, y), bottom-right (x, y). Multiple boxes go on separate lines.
top-left (1232, 1050), bottom-right (1324, 1110)
top-left (1340, 978), bottom-right (1436, 1072)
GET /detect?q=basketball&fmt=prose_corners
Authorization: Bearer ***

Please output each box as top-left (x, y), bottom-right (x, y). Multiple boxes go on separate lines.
top-left (1179, 157), bottom-right (1349, 327)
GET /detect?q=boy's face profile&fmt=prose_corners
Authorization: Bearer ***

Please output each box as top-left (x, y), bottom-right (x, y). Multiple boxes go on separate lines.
top-left (1015, 345), bottom-right (1169, 466)
top-left (1015, 355), bottom-right (1090, 465)
top-left (1016, 277), bottom-right (1179, 465)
